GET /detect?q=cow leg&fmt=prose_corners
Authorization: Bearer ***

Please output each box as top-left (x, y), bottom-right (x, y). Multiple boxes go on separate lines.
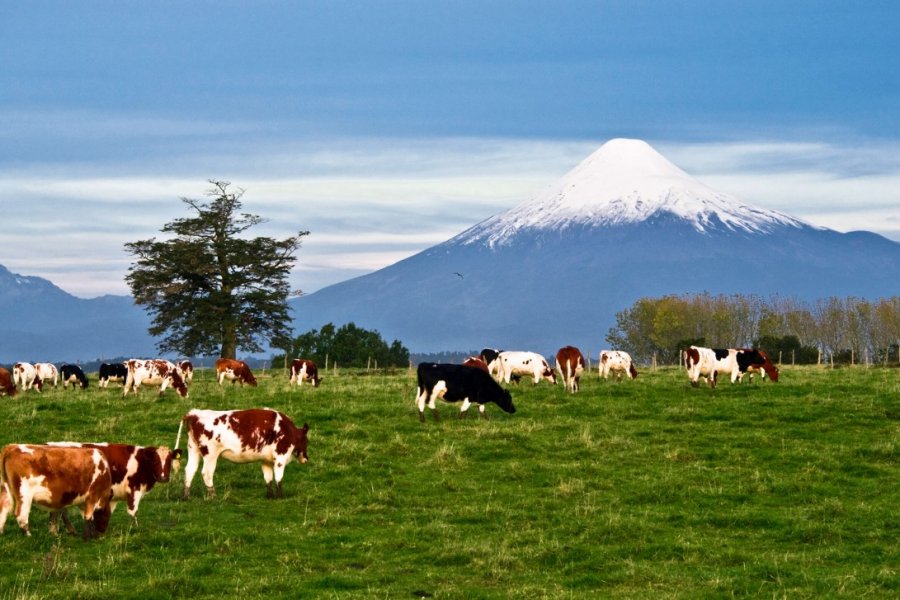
top-left (0, 483), bottom-right (11, 534)
top-left (262, 463), bottom-right (275, 499)
top-left (182, 444), bottom-right (202, 500)
top-left (48, 511), bottom-right (60, 535)
top-left (458, 398), bottom-right (471, 419)
top-left (479, 404), bottom-right (488, 419)
top-left (15, 493), bottom-right (33, 537)
top-left (201, 453), bottom-right (220, 498)
top-left (61, 508), bottom-right (78, 535)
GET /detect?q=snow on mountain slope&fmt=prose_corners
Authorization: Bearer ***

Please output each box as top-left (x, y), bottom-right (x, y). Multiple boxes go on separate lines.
top-left (458, 138), bottom-right (812, 247)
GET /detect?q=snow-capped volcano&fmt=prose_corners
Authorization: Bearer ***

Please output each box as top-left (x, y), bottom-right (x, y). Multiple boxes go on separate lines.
top-left (290, 137), bottom-right (900, 354)
top-left (460, 138), bottom-right (809, 246)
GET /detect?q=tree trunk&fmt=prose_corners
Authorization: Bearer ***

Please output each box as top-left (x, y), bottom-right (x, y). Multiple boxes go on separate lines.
top-left (221, 322), bottom-right (237, 359)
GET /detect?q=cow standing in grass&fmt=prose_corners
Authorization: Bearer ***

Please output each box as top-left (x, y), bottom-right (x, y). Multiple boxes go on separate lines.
top-left (0, 444), bottom-right (112, 539)
top-left (178, 408), bottom-right (309, 499)
top-left (289, 359), bottom-right (321, 387)
top-left (215, 358), bottom-right (258, 387)
top-left (46, 442), bottom-right (182, 530)
top-left (599, 350), bottom-right (638, 381)
top-left (98, 363), bottom-right (128, 388)
top-left (555, 346), bottom-right (585, 393)
top-left (61, 364), bottom-right (89, 390)
top-left (416, 362), bottom-right (516, 422)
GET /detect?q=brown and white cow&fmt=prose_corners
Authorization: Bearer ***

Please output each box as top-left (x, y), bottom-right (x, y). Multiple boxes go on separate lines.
top-left (0, 444), bottom-right (113, 539)
top-left (47, 442), bottom-right (182, 529)
top-left (215, 358), bottom-right (258, 387)
top-left (177, 408), bottom-right (309, 499)
top-left (289, 358), bottom-right (321, 387)
top-left (497, 351), bottom-right (557, 385)
top-left (34, 363), bottom-right (58, 388)
top-left (13, 362), bottom-right (40, 391)
top-left (599, 350), bottom-right (638, 381)
top-left (0, 368), bottom-right (18, 397)
top-left (177, 360), bottom-right (194, 383)
top-left (123, 359), bottom-right (188, 397)
top-left (462, 356), bottom-right (490, 373)
top-left (555, 346), bottom-right (586, 393)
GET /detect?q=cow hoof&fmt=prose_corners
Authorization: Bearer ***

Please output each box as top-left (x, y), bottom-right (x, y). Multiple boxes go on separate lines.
top-left (418, 411), bottom-right (425, 423)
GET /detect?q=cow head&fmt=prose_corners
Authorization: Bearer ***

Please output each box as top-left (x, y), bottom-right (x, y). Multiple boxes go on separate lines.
top-left (157, 447), bottom-right (184, 482)
top-left (542, 365), bottom-right (557, 385)
top-left (241, 364), bottom-right (258, 387)
top-left (757, 350), bottom-right (780, 382)
top-left (170, 369), bottom-right (189, 397)
top-left (492, 388), bottom-right (516, 414)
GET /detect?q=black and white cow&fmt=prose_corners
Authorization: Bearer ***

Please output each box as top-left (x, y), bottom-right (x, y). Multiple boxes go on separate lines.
top-left (98, 363), bottom-right (128, 388)
top-left (60, 364), bottom-right (89, 390)
top-left (415, 362), bottom-right (516, 422)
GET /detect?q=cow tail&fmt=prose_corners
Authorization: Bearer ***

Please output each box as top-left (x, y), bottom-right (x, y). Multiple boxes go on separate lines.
top-left (174, 417), bottom-right (184, 452)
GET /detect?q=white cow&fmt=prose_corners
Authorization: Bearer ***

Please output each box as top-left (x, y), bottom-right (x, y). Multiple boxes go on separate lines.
top-left (599, 350), bottom-right (638, 380)
top-left (12, 363), bottom-right (38, 391)
top-left (497, 351), bottom-right (557, 385)
top-left (34, 363), bottom-right (58, 388)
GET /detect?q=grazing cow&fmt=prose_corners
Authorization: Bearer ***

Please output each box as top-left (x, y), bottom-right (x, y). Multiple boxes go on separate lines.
top-left (47, 442), bottom-right (181, 529)
top-left (177, 408), bottom-right (309, 499)
top-left (215, 358), bottom-right (258, 387)
top-left (34, 363), bottom-right (58, 388)
top-left (177, 360), bottom-right (194, 383)
top-left (497, 351), bottom-right (557, 385)
top-left (555, 346), bottom-right (586, 393)
top-left (0, 368), bottom-right (17, 397)
top-left (123, 359), bottom-right (188, 397)
top-left (416, 362), bottom-right (516, 422)
top-left (60, 364), bottom-right (89, 390)
top-left (98, 362), bottom-right (129, 388)
top-left (694, 347), bottom-right (781, 386)
top-left (0, 444), bottom-right (112, 539)
top-left (734, 349), bottom-right (780, 383)
top-left (599, 350), bottom-right (638, 381)
top-left (289, 358), bottom-right (321, 388)
top-left (12, 363), bottom-right (39, 391)
top-left (462, 356), bottom-right (490, 373)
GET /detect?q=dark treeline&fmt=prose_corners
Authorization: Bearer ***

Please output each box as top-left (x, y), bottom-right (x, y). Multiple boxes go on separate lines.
top-left (606, 293), bottom-right (900, 366)
top-left (272, 322), bottom-right (409, 370)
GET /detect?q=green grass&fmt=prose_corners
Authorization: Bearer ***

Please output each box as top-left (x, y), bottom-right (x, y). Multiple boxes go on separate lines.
top-left (0, 365), bottom-right (898, 598)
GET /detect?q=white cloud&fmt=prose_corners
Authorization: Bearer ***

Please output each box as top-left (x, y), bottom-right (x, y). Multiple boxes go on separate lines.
top-left (2, 136), bottom-right (898, 298)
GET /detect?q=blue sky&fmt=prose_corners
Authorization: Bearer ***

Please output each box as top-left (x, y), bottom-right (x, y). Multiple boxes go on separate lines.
top-left (2, 1), bottom-right (899, 297)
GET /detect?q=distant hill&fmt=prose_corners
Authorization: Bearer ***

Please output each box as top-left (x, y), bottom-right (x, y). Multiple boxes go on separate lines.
top-left (289, 138), bottom-right (900, 356)
top-left (0, 264), bottom-right (158, 364)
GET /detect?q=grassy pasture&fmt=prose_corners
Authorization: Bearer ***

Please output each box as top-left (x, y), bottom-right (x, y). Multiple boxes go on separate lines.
top-left (0, 364), bottom-right (898, 599)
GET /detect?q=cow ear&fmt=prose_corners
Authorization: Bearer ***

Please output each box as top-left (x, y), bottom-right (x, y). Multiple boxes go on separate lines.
top-left (172, 449), bottom-right (183, 459)
top-left (302, 423), bottom-right (309, 432)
